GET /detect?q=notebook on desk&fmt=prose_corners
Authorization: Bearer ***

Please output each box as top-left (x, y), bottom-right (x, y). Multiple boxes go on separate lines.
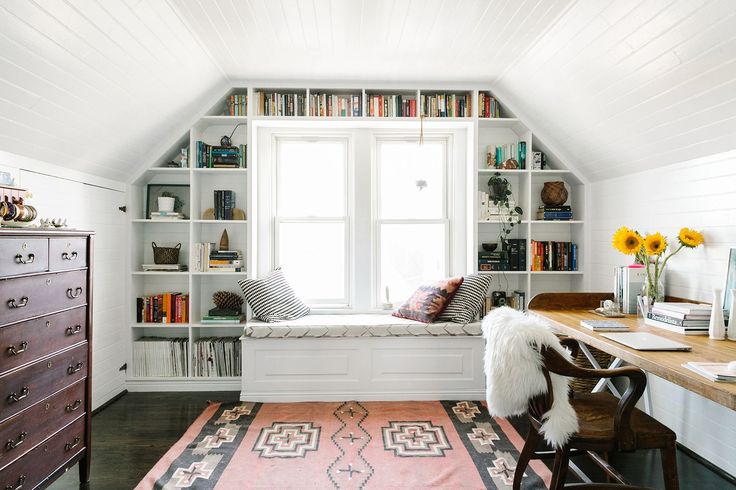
top-left (600, 332), bottom-right (692, 351)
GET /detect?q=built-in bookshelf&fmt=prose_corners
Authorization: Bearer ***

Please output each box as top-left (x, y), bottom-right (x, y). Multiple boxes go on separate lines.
top-left (128, 84), bottom-right (585, 389)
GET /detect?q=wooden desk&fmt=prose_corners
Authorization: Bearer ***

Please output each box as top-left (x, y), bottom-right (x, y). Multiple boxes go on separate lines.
top-left (529, 305), bottom-right (736, 411)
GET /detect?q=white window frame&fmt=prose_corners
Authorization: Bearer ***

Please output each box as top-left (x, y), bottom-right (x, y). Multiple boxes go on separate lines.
top-left (272, 134), bottom-right (353, 307)
top-left (372, 134), bottom-right (453, 306)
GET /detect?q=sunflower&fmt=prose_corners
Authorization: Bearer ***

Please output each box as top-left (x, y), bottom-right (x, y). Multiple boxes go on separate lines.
top-left (678, 227), bottom-right (704, 248)
top-left (644, 232), bottom-right (667, 256)
top-left (612, 226), bottom-right (643, 255)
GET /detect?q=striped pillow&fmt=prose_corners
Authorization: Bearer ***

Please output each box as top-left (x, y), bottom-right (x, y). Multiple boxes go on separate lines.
top-left (237, 268), bottom-right (310, 322)
top-left (435, 274), bottom-right (492, 324)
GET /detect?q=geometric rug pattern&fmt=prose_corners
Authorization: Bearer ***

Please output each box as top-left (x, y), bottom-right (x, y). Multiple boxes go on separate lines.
top-left (136, 400), bottom-right (551, 489)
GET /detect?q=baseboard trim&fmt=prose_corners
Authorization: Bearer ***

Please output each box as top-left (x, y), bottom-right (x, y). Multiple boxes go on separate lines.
top-left (677, 442), bottom-right (736, 485)
top-left (92, 389), bottom-right (127, 416)
top-left (239, 390), bottom-right (486, 403)
top-left (127, 379), bottom-right (242, 392)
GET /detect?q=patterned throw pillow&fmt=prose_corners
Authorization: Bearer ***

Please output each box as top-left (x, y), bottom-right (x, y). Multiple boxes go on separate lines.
top-left (237, 268), bottom-right (310, 322)
top-left (435, 274), bottom-right (492, 324)
top-left (392, 277), bottom-right (464, 323)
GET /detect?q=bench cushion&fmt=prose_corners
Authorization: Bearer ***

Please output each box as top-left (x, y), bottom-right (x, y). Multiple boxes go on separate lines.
top-left (244, 314), bottom-right (481, 338)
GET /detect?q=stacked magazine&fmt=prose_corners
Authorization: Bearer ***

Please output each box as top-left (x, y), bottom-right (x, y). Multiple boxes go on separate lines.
top-left (645, 302), bottom-right (712, 335)
top-left (683, 362), bottom-right (736, 383)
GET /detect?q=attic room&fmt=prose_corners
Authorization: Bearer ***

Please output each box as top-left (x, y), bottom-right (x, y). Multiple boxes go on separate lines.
top-left (0, 1), bottom-right (734, 489)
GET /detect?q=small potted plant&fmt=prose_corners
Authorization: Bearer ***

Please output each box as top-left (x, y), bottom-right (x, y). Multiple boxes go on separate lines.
top-left (158, 191), bottom-right (184, 213)
top-left (487, 172), bottom-right (523, 249)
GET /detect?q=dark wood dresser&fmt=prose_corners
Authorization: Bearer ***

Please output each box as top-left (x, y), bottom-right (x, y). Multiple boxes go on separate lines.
top-left (0, 229), bottom-right (93, 489)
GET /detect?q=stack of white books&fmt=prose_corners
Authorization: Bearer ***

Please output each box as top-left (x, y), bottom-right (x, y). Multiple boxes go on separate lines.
top-left (142, 263), bottom-right (187, 272)
top-left (645, 302), bottom-right (712, 335)
top-left (150, 211), bottom-right (185, 221)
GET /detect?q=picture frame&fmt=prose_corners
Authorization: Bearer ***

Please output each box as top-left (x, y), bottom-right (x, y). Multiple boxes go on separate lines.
top-left (723, 247), bottom-right (736, 321)
top-left (145, 184), bottom-right (190, 219)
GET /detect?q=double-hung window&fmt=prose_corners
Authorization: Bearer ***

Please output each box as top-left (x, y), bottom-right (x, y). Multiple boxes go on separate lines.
top-left (374, 137), bottom-right (450, 304)
top-left (274, 137), bottom-right (350, 305)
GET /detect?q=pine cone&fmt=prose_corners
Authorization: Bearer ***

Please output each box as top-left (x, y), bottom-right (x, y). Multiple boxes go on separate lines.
top-left (212, 291), bottom-right (244, 312)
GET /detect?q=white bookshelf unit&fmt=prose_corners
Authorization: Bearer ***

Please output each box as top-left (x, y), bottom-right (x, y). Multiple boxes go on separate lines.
top-left (126, 84), bottom-right (586, 390)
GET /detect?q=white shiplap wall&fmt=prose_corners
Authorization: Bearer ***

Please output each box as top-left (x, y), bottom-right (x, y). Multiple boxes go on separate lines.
top-left (0, 151), bottom-right (127, 410)
top-left (589, 149), bottom-right (736, 476)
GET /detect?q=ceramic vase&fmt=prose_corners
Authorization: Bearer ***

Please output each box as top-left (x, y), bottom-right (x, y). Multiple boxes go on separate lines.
top-left (709, 287), bottom-right (726, 340)
top-left (727, 289), bottom-right (736, 341)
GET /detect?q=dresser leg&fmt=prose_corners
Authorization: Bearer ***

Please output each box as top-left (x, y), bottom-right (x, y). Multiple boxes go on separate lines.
top-left (79, 451), bottom-right (91, 483)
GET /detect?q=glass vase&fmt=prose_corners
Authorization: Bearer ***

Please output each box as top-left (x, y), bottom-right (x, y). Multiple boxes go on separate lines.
top-left (639, 275), bottom-right (664, 316)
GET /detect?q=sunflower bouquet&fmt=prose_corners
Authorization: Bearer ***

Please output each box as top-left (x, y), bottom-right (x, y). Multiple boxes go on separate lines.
top-left (612, 227), bottom-right (704, 308)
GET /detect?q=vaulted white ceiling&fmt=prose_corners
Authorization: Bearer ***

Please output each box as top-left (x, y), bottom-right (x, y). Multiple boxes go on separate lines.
top-left (1, 0), bottom-right (734, 182)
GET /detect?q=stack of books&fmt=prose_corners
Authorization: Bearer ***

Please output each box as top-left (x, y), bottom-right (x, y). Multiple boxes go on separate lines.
top-left (213, 190), bottom-right (236, 220)
top-left (478, 250), bottom-right (509, 272)
top-left (530, 240), bottom-right (578, 271)
top-left (420, 93), bottom-right (471, 117)
top-left (226, 94), bottom-right (247, 116)
top-left (478, 93), bottom-right (501, 118)
top-left (683, 362), bottom-right (736, 382)
top-left (150, 211), bottom-right (185, 221)
top-left (367, 94), bottom-right (417, 117)
top-left (536, 205), bottom-right (573, 221)
top-left (133, 337), bottom-right (188, 377)
top-left (487, 141), bottom-right (526, 168)
top-left (505, 238), bottom-right (527, 271)
top-left (191, 243), bottom-right (244, 273)
top-left (193, 337), bottom-right (242, 377)
top-left (256, 91), bottom-right (305, 116)
top-left (309, 93), bottom-right (362, 117)
top-left (645, 302), bottom-right (712, 335)
top-left (478, 191), bottom-right (518, 222)
top-left (200, 314), bottom-right (244, 324)
top-left (142, 264), bottom-right (187, 272)
top-left (136, 293), bottom-right (189, 323)
top-left (195, 142), bottom-right (246, 168)
top-left (580, 320), bottom-right (630, 332)
top-left (614, 265), bottom-right (647, 314)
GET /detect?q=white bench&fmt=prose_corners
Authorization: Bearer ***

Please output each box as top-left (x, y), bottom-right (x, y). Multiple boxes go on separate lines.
top-left (240, 314), bottom-right (485, 402)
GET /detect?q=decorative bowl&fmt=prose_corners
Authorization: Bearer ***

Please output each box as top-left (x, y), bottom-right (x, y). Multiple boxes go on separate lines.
top-left (481, 242), bottom-right (498, 252)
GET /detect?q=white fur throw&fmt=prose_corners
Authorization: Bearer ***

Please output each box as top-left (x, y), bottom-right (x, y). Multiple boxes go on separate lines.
top-left (482, 307), bottom-right (579, 448)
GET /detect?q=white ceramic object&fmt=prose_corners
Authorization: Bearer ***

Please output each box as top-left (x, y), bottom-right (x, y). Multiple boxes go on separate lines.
top-left (709, 287), bottom-right (726, 340)
top-left (727, 289), bottom-right (736, 341)
top-left (158, 196), bottom-right (175, 212)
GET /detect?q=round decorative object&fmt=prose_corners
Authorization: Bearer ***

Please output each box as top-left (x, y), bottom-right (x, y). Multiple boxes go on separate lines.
top-left (541, 181), bottom-right (568, 206)
top-left (481, 242), bottom-right (498, 252)
top-left (212, 291), bottom-right (244, 311)
top-left (501, 159), bottom-right (518, 169)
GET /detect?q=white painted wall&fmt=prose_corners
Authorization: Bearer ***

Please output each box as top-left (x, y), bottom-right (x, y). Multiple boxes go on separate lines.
top-left (589, 149), bottom-right (736, 477)
top-left (0, 151), bottom-right (127, 410)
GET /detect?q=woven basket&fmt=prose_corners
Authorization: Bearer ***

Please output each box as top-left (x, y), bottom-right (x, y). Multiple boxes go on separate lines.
top-left (571, 346), bottom-right (613, 392)
top-left (541, 181), bottom-right (568, 206)
top-left (152, 242), bottom-right (181, 264)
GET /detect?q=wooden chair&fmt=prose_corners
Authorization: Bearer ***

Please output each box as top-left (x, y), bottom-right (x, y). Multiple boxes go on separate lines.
top-left (514, 338), bottom-right (679, 490)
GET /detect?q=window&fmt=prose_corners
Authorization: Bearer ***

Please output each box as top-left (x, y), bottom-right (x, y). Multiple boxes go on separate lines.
top-left (274, 137), bottom-right (350, 305)
top-left (375, 139), bottom-right (449, 303)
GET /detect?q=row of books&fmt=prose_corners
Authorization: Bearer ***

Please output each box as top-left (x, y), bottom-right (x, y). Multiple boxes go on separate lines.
top-left (136, 293), bottom-right (189, 323)
top-left (478, 93), bottom-right (501, 118)
top-left (133, 337), bottom-right (188, 377)
top-left (478, 192), bottom-right (517, 222)
top-left (256, 91), bottom-right (305, 116)
top-left (192, 337), bottom-right (242, 377)
top-left (645, 302), bottom-right (712, 335)
top-left (420, 93), bottom-right (471, 118)
top-left (213, 190), bottom-right (237, 220)
top-left (195, 142), bottom-right (246, 168)
top-left (308, 93), bottom-right (362, 117)
top-left (226, 94), bottom-right (247, 116)
top-left (191, 243), bottom-right (244, 272)
top-left (536, 205), bottom-right (573, 221)
top-left (487, 141), bottom-right (526, 168)
top-left (614, 265), bottom-right (646, 314)
top-left (530, 240), bottom-right (578, 271)
top-left (367, 94), bottom-right (417, 117)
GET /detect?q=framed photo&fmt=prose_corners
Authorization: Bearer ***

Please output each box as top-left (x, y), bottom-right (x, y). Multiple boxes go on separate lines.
top-left (723, 247), bottom-right (736, 320)
top-left (145, 184), bottom-right (190, 219)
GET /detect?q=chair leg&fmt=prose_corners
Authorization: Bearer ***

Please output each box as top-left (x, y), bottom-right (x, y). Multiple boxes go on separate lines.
top-left (513, 425), bottom-right (541, 490)
top-left (660, 440), bottom-right (679, 490)
top-left (550, 446), bottom-right (571, 490)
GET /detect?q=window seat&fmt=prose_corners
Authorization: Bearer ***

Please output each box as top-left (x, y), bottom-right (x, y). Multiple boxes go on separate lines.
top-left (240, 314), bottom-right (485, 402)
top-left (244, 314), bottom-right (482, 338)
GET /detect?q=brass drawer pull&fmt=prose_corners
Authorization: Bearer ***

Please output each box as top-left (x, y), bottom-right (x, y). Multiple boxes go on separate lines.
top-left (5, 474), bottom-right (25, 490)
top-left (7, 387), bottom-right (29, 403)
top-left (7, 297), bottom-right (28, 309)
top-left (67, 362), bottom-right (83, 375)
top-left (66, 287), bottom-right (83, 299)
top-left (14, 253), bottom-right (34, 264)
top-left (5, 431), bottom-right (27, 450)
top-left (7, 341), bottom-right (28, 356)
top-left (64, 436), bottom-right (81, 452)
top-left (65, 399), bottom-right (82, 412)
top-left (66, 324), bottom-right (82, 336)
top-left (61, 251), bottom-right (78, 261)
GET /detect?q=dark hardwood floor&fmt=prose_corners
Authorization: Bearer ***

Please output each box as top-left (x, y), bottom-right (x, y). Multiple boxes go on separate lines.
top-left (50, 392), bottom-right (735, 489)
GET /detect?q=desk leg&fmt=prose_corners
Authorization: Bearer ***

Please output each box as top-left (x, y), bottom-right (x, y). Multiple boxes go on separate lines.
top-left (576, 341), bottom-right (623, 397)
top-left (642, 373), bottom-right (653, 415)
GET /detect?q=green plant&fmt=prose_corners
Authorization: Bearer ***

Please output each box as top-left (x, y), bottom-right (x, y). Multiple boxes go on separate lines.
top-left (487, 172), bottom-right (523, 249)
top-left (160, 191), bottom-right (184, 212)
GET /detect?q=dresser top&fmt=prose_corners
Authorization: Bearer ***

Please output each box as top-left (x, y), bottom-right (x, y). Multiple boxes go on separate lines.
top-left (0, 228), bottom-right (94, 237)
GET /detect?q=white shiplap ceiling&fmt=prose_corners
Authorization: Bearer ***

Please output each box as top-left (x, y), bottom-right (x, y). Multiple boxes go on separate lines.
top-left (1, 0), bottom-right (734, 182)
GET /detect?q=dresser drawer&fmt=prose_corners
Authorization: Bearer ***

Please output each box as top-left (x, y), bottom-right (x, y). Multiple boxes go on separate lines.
top-left (0, 379), bottom-right (85, 468)
top-left (0, 269), bottom-right (87, 327)
top-left (49, 238), bottom-right (88, 272)
top-left (0, 307), bottom-right (87, 375)
top-left (0, 343), bottom-right (87, 423)
top-left (0, 416), bottom-right (85, 487)
top-left (0, 238), bottom-right (48, 277)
